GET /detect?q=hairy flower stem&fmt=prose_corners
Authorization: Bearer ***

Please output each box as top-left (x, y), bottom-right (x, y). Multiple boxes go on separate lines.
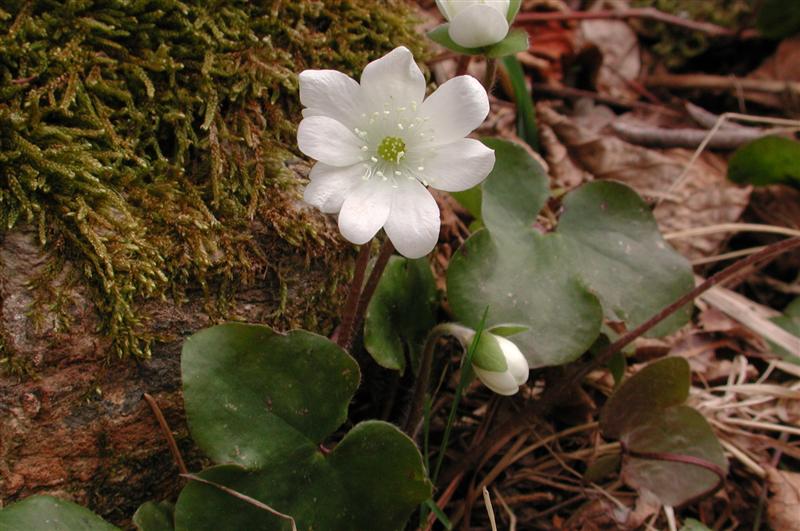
top-left (404, 323), bottom-right (475, 437)
top-left (335, 243), bottom-right (372, 350)
top-left (346, 239), bottom-right (396, 351)
top-left (483, 58), bottom-right (498, 91)
top-left (455, 54), bottom-right (472, 76)
top-left (440, 235), bottom-right (800, 484)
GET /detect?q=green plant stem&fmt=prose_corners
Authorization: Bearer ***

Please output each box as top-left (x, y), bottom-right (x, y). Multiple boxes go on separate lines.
top-left (404, 323), bottom-right (475, 437)
top-left (335, 243), bottom-right (371, 350)
top-left (346, 238), bottom-right (395, 351)
top-left (483, 58), bottom-right (498, 91)
top-left (440, 235), bottom-right (800, 484)
top-left (432, 309), bottom-right (489, 485)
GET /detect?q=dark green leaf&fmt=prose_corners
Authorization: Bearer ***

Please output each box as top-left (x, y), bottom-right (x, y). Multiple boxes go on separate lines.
top-left (174, 421), bottom-right (432, 531)
top-left (583, 453), bottom-right (621, 483)
top-left (0, 496), bottom-right (118, 531)
top-left (485, 29), bottom-right (530, 58)
top-left (133, 501), bottom-right (174, 531)
top-left (622, 405), bottom-right (728, 507)
top-left (364, 256), bottom-right (437, 373)
top-left (558, 181), bottom-right (694, 337)
top-left (500, 56), bottom-right (540, 151)
top-left (181, 323), bottom-right (359, 468)
top-left (728, 136), bottom-right (800, 186)
top-left (480, 138), bottom-right (549, 234)
top-left (600, 357), bottom-right (691, 440)
top-left (757, 0), bottom-right (800, 39)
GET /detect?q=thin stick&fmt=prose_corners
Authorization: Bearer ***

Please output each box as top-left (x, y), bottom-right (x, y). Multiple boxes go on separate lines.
top-left (483, 487), bottom-right (498, 531)
top-left (335, 243), bottom-right (371, 350)
top-left (690, 246), bottom-right (766, 266)
top-left (347, 238), bottom-right (394, 350)
top-left (665, 223), bottom-right (800, 241)
top-left (516, 8), bottom-right (758, 38)
top-left (530, 82), bottom-right (680, 116)
top-left (143, 393), bottom-right (188, 475)
top-left (455, 54), bottom-right (472, 77)
top-left (181, 473), bottom-right (297, 531)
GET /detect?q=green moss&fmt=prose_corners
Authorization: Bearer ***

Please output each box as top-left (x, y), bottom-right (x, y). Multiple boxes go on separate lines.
top-left (0, 0), bottom-right (426, 358)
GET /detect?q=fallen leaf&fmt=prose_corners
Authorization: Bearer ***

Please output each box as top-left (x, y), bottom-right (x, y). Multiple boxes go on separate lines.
top-left (578, 8), bottom-right (641, 100)
top-left (767, 467), bottom-right (800, 531)
top-left (538, 104), bottom-right (751, 260)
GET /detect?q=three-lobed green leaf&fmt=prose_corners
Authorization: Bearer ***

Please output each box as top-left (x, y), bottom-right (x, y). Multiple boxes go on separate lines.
top-left (0, 496), bottom-right (119, 531)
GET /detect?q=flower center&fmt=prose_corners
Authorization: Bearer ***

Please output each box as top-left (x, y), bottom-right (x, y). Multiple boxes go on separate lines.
top-left (377, 136), bottom-right (406, 163)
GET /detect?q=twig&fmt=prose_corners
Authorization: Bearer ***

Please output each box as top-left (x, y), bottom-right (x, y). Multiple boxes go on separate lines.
top-left (685, 102), bottom-right (750, 130)
top-left (181, 473), bottom-right (298, 531)
top-left (645, 73), bottom-right (800, 96)
top-left (441, 236), bottom-right (800, 483)
top-left (334, 243), bottom-right (371, 350)
top-left (664, 222), bottom-right (800, 241)
top-left (347, 238), bottom-right (395, 350)
top-left (143, 393), bottom-right (188, 475)
top-left (483, 487), bottom-right (498, 531)
top-left (610, 121), bottom-right (781, 149)
top-left (515, 8), bottom-right (758, 38)
top-left (530, 83), bottom-right (680, 116)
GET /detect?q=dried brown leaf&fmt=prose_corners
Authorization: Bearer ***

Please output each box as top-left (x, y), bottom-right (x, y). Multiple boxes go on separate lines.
top-left (538, 105), bottom-right (751, 260)
top-left (767, 467), bottom-right (800, 531)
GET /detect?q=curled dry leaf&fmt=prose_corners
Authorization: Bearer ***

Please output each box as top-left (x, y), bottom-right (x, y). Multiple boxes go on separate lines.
top-left (538, 105), bottom-right (751, 260)
top-left (767, 467), bottom-right (800, 531)
top-left (578, 10), bottom-right (642, 100)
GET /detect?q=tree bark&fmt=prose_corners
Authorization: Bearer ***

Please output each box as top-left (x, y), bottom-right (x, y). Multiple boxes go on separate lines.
top-left (0, 192), bottom-right (350, 524)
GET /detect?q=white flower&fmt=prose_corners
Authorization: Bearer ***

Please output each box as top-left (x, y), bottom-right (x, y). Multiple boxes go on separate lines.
top-left (473, 335), bottom-right (529, 396)
top-left (436, 0), bottom-right (512, 48)
top-left (297, 47), bottom-right (495, 259)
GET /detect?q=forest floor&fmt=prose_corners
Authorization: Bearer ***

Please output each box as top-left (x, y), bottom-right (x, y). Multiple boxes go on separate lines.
top-left (411, 1), bottom-right (800, 529)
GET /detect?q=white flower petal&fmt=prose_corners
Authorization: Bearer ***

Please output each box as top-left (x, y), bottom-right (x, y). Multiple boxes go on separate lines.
top-left (338, 178), bottom-right (392, 245)
top-left (360, 47), bottom-right (426, 113)
top-left (435, 0), bottom-right (454, 20)
top-left (299, 70), bottom-right (361, 128)
top-left (384, 178), bottom-right (440, 259)
top-left (297, 116), bottom-right (364, 167)
top-left (496, 336), bottom-right (530, 386)
top-left (303, 163), bottom-right (365, 213)
top-left (474, 366), bottom-right (520, 396)
top-left (448, 4), bottom-right (510, 48)
top-left (420, 75), bottom-right (489, 146)
top-left (424, 139), bottom-right (495, 192)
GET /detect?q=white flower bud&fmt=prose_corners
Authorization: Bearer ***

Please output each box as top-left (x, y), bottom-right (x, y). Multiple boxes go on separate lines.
top-left (436, 0), bottom-right (512, 48)
top-left (473, 334), bottom-right (529, 395)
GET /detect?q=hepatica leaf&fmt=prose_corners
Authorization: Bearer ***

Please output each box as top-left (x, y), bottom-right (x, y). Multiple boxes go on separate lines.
top-left (133, 501), bottom-right (174, 531)
top-left (175, 422), bottom-right (432, 531)
top-left (0, 496), bottom-right (119, 531)
top-left (178, 323), bottom-right (431, 530)
top-left (447, 139), bottom-right (693, 367)
top-left (364, 256), bottom-right (437, 373)
top-left (601, 358), bottom-right (728, 507)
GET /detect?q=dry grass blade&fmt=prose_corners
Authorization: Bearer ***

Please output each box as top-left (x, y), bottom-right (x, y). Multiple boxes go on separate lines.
top-left (181, 473), bottom-right (298, 531)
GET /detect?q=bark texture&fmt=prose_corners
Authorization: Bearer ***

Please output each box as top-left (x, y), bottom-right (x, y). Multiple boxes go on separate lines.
top-left (0, 196), bottom-right (350, 524)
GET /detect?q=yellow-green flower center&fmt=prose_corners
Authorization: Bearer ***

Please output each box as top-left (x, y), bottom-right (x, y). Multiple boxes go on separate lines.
top-left (377, 136), bottom-right (406, 163)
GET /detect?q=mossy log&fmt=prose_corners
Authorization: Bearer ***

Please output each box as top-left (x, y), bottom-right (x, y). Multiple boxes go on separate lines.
top-left (0, 0), bottom-right (425, 523)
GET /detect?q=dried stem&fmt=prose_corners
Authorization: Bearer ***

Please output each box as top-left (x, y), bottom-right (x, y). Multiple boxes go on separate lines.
top-left (334, 243), bottom-right (371, 350)
top-left (441, 236), bottom-right (800, 483)
top-left (516, 8), bottom-right (758, 38)
top-left (143, 392), bottom-right (188, 475)
top-left (181, 473), bottom-right (297, 531)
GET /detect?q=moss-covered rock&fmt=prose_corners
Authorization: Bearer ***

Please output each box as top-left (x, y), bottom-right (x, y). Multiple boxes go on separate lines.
top-left (0, 0), bottom-right (426, 359)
